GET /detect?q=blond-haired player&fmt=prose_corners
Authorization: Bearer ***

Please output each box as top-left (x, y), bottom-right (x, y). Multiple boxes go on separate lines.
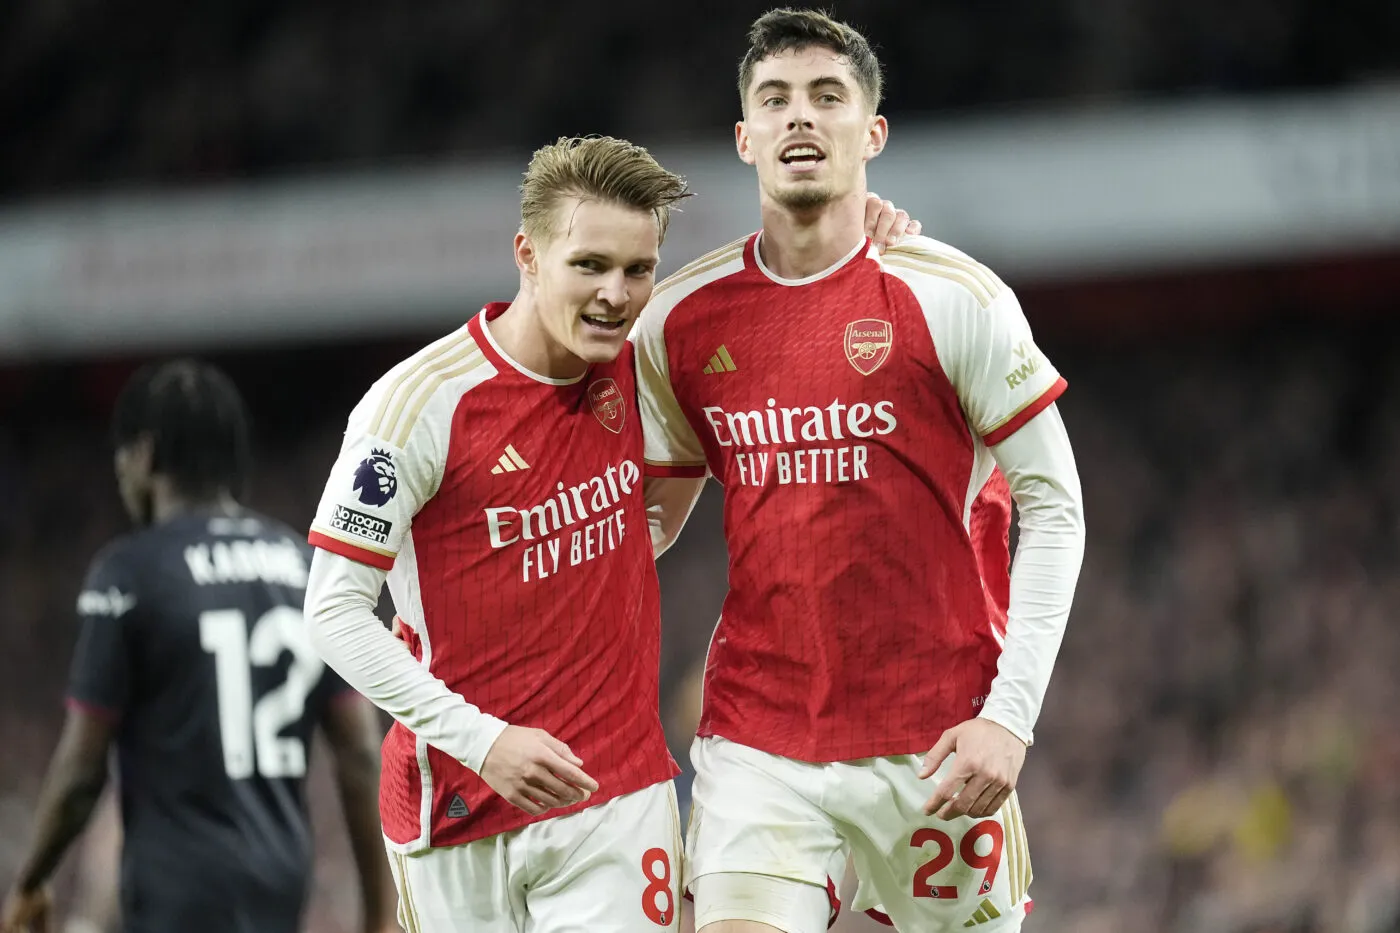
top-left (636, 10), bottom-right (1087, 932)
top-left (305, 136), bottom-right (689, 932)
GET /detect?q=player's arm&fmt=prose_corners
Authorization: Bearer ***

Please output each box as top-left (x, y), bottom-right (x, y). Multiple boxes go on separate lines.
top-left (644, 476), bottom-right (707, 558)
top-left (632, 289), bottom-right (710, 558)
top-left (320, 693), bottom-right (398, 933)
top-left (980, 406), bottom-right (1083, 744)
top-left (306, 397), bottom-right (596, 814)
top-left (307, 536), bottom-right (597, 815)
top-left (4, 553), bottom-right (134, 931)
top-left (61, 787), bottom-right (121, 933)
top-left (3, 708), bottom-right (113, 923)
top-left (919, 284), bottom-right (1085, 819)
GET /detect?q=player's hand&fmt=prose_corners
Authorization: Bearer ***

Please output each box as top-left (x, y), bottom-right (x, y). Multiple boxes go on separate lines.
top-left (390, 614), bottom-right (408, 644)
top-left (919, 718), bottom-right (1027, 820)
top-left (0, 885), bottom-right (53, 933)
top-left (864, 192), bottom-right (922, 252)
top-left (479, 725), bottom-right (600, 816)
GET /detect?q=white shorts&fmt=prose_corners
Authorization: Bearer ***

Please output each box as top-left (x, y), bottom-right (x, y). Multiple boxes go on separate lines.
top-left (686, 737), bottom-right (1032, 932)
top-left (386, 781), bottom-right (682, 932)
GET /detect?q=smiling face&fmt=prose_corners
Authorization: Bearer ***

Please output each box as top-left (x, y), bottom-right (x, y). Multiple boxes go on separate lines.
top-left (516, 196), bottom-right (661, 367)
top-left (736, 46), bottom-right (887, 211)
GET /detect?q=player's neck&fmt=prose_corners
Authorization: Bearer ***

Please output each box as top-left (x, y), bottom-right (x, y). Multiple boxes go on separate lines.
top-left (488, 297), bottom-right (589, 380)
top-left (757, 193), bottom-right (867, 280)
top-left (150, 479), bottom-right (239, 524)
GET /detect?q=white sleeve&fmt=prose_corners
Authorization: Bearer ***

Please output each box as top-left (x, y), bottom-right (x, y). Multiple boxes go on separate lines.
top-left (303, 548), bottom-right (509, 772)
top-left (632, 306), bottom-right (708, 477)
top-left (308, 385), bottom-right (442, 569)
top-left (935, 286), bottom-right (1066, 447)
top-left (977, 404), bottom-right (1085, 745)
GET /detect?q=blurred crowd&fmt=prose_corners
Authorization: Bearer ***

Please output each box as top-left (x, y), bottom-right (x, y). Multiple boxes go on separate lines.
top-left (3, 0), bottom-right (1398, 200)
top-left (1, 313), bottom-right (1397, 933)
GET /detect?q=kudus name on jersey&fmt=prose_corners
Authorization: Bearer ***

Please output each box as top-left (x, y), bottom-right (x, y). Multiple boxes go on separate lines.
top-left (701, 398), bottom-right (896, 487)
top-left (484, 460), bottom-right (639, 582)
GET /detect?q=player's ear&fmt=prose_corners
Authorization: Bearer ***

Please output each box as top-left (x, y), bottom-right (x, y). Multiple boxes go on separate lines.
top-left (135, 433), bottom-right (153, 472)
top-left (513, 231), bottom-right (539, 277)
top-left (736, 121), bottom-right (757, 166)
top-left (118, 433), bottom-right (154, 477)
top-left (864, 114), bottom-right (889, 162)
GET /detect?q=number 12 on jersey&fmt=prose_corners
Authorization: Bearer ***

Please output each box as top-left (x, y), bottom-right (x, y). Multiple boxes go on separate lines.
top-left (199, 607), bottom-right (324, 780)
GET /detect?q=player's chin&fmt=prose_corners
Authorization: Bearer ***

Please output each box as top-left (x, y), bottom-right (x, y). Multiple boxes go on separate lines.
top-left (772, 180), bottom-right (834, 211)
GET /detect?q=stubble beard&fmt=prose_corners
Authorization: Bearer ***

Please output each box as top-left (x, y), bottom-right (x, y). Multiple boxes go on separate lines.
top-left (772, 181), bottom-right (835, 212)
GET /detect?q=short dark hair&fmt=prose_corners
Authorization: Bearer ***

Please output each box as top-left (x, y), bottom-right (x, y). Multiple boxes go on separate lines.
top-left (111, 359), bottom-right (251, 498)
top-left (738, 8), bottom-right (883, 112)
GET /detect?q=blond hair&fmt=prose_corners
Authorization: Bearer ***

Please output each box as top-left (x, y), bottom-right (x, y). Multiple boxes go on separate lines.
top-left (738, 8), bottom-right (883, 113)
top-left (520, 136), bottom-right (692, 244)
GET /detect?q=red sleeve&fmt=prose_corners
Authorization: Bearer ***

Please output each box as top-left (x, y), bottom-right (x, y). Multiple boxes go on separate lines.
top-left (983, 377), bottom-right (1067, 447)
top-left (644, 462), bottom-right (708, 479)
top-left (308, 531), bottom-right (395, 571)
top-left (65, 696), bottom-right (122, 725)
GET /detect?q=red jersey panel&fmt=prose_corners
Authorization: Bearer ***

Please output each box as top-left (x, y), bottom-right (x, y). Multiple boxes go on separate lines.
top-left (634, 235), bottom-right (1065, 762)
top-left (311, 304), bottom-right (676, 848)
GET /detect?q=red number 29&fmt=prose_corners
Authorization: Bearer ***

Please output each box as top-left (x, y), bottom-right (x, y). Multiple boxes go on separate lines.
top-left (911, 820), bottom-right (1004, 900)
top-left (641, 847), bottom-right (674, 925)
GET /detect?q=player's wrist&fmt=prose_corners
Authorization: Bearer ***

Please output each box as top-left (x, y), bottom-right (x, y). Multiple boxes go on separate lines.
top-left (461, 714), bottom-right (512, 773)
top-left (975, 710), bottom-right (1032, 746)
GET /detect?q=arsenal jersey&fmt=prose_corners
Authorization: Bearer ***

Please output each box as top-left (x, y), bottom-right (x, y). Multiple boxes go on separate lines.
top-left (634, 234), bottom-right (1066, 762)
top-left (311, 304), bottom-right (676, 847)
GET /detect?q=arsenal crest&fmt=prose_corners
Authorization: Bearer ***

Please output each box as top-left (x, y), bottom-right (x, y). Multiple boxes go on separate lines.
top-left (844, 319), bottom-right (893, 375)
top-left (587, 378), bottom-right (626, 433)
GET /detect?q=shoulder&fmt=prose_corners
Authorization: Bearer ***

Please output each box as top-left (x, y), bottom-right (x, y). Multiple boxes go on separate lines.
top-left (84, 529), bottom-right (150, 579)
top-left (354, 322), bottom-right (497, 449)
top-left (644, 235), bottom-right (752, 328)
top-left (249, 511), bottom-right (314, 554)
top-left (77, 533), bottom-right (146, 616)
top-left (878, 235), bottom-right (1008, 310)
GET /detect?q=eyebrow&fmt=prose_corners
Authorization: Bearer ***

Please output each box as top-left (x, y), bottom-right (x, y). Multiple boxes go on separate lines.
top-left (753, 76), bottom-right (852, 98)
top-left (567, 250), bottom-right (658, 266)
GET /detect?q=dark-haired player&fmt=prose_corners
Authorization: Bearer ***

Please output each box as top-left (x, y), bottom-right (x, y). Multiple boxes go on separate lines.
top-left (1, 360), bottom-right (397, 933)
top-left (637, 9), bottom-right (1086, 932)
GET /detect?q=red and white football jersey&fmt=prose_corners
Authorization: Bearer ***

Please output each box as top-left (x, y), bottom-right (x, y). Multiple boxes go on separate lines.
top-left (310, 304), bottom-right (676, 848)
top-left (634, 234), bottom-right (1067, 763)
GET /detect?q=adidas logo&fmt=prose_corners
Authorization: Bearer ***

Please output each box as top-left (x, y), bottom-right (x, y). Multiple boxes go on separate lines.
top-left (447, 794), bottom-right (469, 819)
top-left (490, 444), bottom-right (530, 474)
top-left (963, 899), bottom-right (1003, 927)
top-left (702, 345), bottom-right (737, 374)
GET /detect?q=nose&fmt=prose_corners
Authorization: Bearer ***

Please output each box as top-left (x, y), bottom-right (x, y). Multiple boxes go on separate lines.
top-left (787, 100), bottom-right (814, 131)
top-left (596, 270), bottom-right (628, 309)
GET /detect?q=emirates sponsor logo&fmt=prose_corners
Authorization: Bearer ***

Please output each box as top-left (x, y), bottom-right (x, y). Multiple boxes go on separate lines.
top-left (701, 398), bottom-right (897, 448)
top-left (483, 460), bottom-right (638, 582)
top-left (700, 398), bottom-right (897, 487)
top-left (484, 460), bottom-right (639, 547)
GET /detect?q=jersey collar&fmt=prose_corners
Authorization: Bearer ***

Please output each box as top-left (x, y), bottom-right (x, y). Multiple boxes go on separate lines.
top-left (471, 304), bottom-right (590, 386)
top-left (750, 232), bottom-right (872, 286)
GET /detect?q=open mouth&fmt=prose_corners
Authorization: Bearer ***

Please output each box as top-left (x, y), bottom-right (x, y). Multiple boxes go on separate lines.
top-left (779, 143), bottom-right (826, 167)
top-left (581, 313), bottom-right (627, 333)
